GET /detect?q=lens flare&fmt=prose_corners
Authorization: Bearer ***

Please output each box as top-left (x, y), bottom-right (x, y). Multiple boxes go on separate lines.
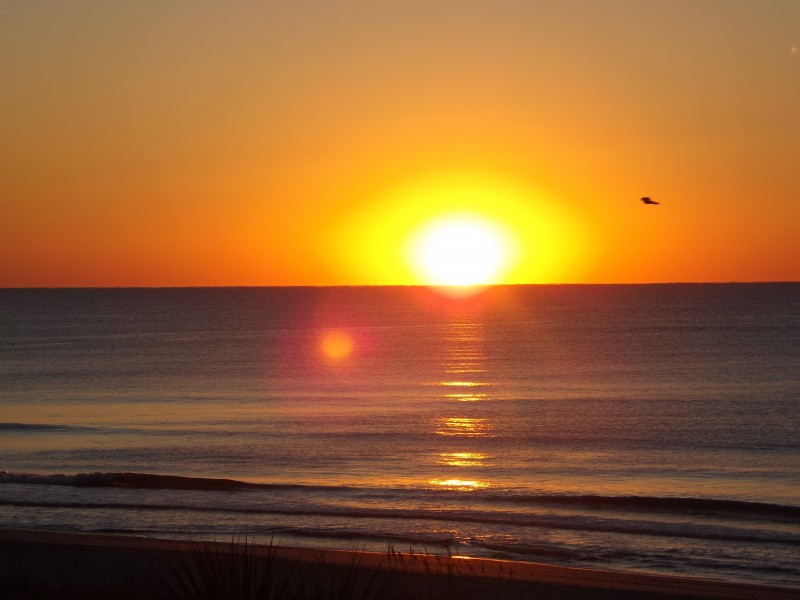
top-left (320, 331), bottom-right (353, 360)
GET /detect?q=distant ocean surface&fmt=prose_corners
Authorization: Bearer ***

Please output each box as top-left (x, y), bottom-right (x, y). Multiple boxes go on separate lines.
top-left (1, 284), bottom-right (799, 588)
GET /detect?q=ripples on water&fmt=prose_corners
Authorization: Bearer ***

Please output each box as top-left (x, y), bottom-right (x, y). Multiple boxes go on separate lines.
top-left (1, 284), bottom-right (798, 587)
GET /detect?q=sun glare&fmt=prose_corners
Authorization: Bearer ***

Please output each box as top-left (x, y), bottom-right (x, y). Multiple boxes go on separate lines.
top-left (332, 168), bottom-right (589, 286)
top-left (407, 215), bottom-right (513, 288)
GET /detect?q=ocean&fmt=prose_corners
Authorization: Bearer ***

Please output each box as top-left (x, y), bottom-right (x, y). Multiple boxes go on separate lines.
top-left (1, 284), bottom-right (798, 588)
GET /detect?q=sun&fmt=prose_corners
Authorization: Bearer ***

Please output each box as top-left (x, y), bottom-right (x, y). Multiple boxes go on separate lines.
top-left (406, 214), bottom-right (515, 287)
top-left (332, 168), bottom-right (590, 286)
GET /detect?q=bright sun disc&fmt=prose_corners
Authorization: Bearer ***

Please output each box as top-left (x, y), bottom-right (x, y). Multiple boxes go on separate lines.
top-left (407, 215), bottom-right (513, 287)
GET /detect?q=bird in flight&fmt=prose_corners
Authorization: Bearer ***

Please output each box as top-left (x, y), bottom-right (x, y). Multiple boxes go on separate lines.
top-left (640, 197), bottom-right (660, 205)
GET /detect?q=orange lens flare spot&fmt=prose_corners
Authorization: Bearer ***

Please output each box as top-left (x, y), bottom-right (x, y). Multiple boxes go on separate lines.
top-left (320, 331), bottom-right (354, 360)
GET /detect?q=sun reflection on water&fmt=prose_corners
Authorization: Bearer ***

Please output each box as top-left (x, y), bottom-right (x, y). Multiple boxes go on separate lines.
top-left (430, 317), bottom-right (496, 489)
top-left (429, 478), bottom-right (489, 490)
top-left (439, 452), bottom-right (489, 467)
top-left (435, 416), bottom-right (494, 438)
top-left (443, 392), bottom-right (487, 402)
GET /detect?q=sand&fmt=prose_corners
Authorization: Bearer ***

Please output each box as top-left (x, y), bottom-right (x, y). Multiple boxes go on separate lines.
top-left (1, 529), bottom-right (797, 600)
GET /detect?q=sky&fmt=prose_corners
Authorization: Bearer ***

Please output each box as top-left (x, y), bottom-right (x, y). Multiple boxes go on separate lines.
top-left (2, 0), bottom-right (799, 287)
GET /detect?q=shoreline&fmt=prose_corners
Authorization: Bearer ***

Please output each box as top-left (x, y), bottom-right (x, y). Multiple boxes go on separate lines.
top-left (1, 529), bottom-right (797, 600)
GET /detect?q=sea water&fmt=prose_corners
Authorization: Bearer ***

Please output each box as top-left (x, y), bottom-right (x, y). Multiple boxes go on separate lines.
top-left (1, 284), bottom-right (798, 587)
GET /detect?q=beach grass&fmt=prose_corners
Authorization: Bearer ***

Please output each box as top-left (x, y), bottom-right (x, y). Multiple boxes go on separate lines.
top-left (156, 536), bottom-right (296, 600)
top-left (2, 533), bottom-right (470, 600)
top-left (2, 529), bottom-right (798, 600)
top-left (155, 537), bottom-right (475, 600)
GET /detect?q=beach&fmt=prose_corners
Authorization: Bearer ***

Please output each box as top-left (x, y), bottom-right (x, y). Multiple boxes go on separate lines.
top-left (2, 529), bottom-right (798, 600)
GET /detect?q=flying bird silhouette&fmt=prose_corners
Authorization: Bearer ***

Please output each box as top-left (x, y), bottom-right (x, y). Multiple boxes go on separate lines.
top-left (640, 197), bottom-right (660, 205)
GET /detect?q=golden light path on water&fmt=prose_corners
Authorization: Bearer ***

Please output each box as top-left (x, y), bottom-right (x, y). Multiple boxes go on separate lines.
top-left (439, 452), bottom-right (490, 467)
top-left (435, 417), bottom-right (494, 438)
top-left (313, 300), bottom-right (498, 491)
top-left (431, 316), bottom-right (494, 491)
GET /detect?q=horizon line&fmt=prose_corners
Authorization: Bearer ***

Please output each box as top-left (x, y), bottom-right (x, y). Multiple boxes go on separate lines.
top-left (1, 280), bottom-right (798, 291)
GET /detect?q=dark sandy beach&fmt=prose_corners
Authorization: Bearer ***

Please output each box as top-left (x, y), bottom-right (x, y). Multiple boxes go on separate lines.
top-left (1, 529), bottom-right (797, 600)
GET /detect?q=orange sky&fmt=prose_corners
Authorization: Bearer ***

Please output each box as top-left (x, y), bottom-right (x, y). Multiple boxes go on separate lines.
top-left (2, 1), bottom-right (799, 287)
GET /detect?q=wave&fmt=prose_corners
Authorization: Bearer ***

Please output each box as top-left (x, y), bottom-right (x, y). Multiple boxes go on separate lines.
top-left (0, 471), bottom-right (365, 493)
top-left (0, 422), bottom-right (94, 433)
top-left (0, 471), bottom-right (275, 491)
top-left (85, 525), bottom-right (458, 549)
top-left (2, 471), bottom-right (798, 521)
top-left (3, 499), bottom-right (799, 547)
top-left (494, 493), bottom-right (800, 522)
